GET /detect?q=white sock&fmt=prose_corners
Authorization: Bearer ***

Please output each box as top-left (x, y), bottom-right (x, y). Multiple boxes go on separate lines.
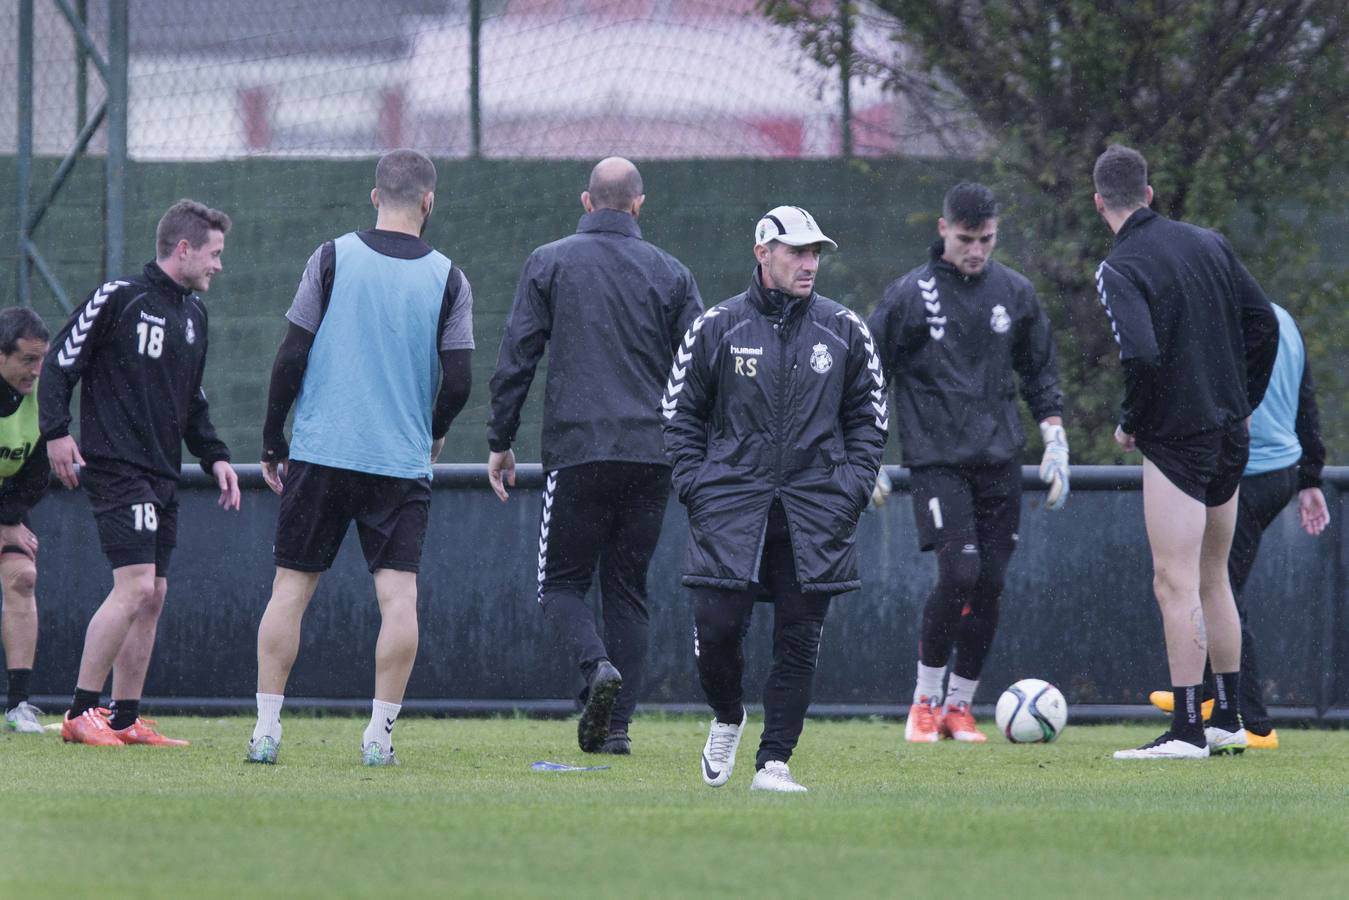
top-left (914, 663), bottom-right (946, 706)
top-left (363, 699), bottom-right (402, 751)
top-left (945, 674), bottom-right (979, 709)
top-left (252, 692), bottom-right (284, 744)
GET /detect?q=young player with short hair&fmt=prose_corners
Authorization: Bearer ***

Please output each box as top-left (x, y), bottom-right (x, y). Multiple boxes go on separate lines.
top-left (868, 183), bottom-right (1068, 745)
top-left (1092, 144), bottom-right (1279, 759)
top-left (1147, 302), bottom-right (1328, 748)
top-left (249, 149), bottom-right (474, 766)
top-left (42, 199), bottom-right (241, 747)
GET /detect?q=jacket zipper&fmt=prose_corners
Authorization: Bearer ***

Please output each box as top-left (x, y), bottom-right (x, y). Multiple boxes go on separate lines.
top-left (772, 304), bottom-right (790, 494)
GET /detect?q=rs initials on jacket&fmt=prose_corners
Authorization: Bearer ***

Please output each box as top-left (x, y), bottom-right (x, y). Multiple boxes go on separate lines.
top-left (732, 344), bottom-right (762, 378)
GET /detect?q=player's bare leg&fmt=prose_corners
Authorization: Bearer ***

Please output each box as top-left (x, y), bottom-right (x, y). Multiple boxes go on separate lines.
top-left (256, 567), bottom-right (322, 694)
top-left (92, 575), bottom-right (185, 745)
top-left (75, 564), bottom-right (158, 696)
top-left (1142, 459), bottom-right (1208, 686)
top-left (2, 553), bottom-right (43, 732)
top-left (360, 569), bottom-right (418, 766)
top-left (1115, 460), bottom-right (1210, 759)
top-left (0, 553), bottom-right (38, 671)
top-left (1197, 489), bottom-right (1246, 752)
top-left (61, 564), bottom-right (156, 745)
top-left (372, 569), bottom-right (419, 703)
top-left (248, 567), bottom-right (321, 762)
top-left (109, 576), bottom-right (168, 701)
top-left (1199, 492), bottom-right (1241, 672)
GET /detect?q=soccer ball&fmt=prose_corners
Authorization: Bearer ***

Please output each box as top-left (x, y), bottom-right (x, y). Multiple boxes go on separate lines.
top-left (995, 678), bottom-right (1068, 743)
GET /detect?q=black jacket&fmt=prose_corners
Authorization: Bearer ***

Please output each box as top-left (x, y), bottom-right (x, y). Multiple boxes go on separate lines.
top-left (868, 242), bottom-right (1062, 468)
top-left (39, 262), bottom-right (231, 480)
top-left (662, 268), bottom-right (888, 595)
top-left (488, 209), bottom-right (703, 470)
top-left (1096, 209), bottom-right (1278, 441)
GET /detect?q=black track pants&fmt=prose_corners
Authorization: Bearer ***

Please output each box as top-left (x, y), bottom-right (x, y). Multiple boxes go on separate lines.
top-left (692, 501), bottom-right (832, 769)
top-left (537, 462), bottom-right (671, 731)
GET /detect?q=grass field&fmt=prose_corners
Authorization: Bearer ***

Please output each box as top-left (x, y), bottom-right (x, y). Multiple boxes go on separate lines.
top-left (3, 713), bottom-right (1348, 899)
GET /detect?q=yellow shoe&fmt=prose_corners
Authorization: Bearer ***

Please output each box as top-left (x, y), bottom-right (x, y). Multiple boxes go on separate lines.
top-left (1147, 691), bottom-right (1214, 721)
top-left (1245, 729), bottom-right (1279, 750)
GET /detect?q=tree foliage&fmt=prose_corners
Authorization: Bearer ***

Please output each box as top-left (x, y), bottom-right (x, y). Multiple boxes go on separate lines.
top-left (762, 0), bottom-right (1349, 463)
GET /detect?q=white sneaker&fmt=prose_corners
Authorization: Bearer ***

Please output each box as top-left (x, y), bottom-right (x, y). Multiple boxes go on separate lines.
top-left (1205, 725), bottom-right (1248, 756)
top-left (4, 701), bottom-right (45, 734)
top-left (1113, 731), bottom-right (1210, 760)
top-left (700, 708), bottom-right (745, 787)
top-left (361, 741), bottom-right (398, 767)
top-left (751, 760), bottom-right (807, 793)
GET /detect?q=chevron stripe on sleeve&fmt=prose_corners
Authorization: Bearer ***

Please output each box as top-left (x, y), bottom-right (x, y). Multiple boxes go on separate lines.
top-left (660, 305), bottom-right (723, 421)
top-left (57, 280), bottom-right (128, 368)
top-left (837, 309), bottom-right (889, 432)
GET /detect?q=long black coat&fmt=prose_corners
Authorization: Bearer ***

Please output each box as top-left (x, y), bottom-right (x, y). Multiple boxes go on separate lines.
top-left (662, 268), bottom-right (887, 595)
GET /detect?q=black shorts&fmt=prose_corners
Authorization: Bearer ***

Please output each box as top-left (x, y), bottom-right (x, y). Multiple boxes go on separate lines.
top-left (273, 459), bottom-right (432, 574)
top-left (908, 459), bottom-right (1021, 553)
top-left (0, 512), bottom-right (34, 559)
top-left (1137, 421), bottom-right (1249, 507)
top-left (82, 465), bottom-right (179, 576)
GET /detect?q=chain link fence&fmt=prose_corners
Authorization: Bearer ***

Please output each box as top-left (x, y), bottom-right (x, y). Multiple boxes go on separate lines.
top-left (0, 0), bottom-right (979, 161)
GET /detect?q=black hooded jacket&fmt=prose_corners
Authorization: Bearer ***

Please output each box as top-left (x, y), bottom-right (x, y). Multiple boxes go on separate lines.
top-left (488, 209), bottom-right (703, 470)
top-left (868, 242), bottom-right (1063, 468)
top-left (662, 268), bottom-right (887, 595)
top-left (1095, 208), bottom-right (1278, 441)
top-left (39, 262), bottom-right (230, 480)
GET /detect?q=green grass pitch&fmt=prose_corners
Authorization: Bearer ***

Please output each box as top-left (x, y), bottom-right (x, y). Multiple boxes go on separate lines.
top-left (3, 714), bottom-right (1348, 899)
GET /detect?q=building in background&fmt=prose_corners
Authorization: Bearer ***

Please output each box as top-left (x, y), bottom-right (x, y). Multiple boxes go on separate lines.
top-left (1, 0), bottom-right (982, 160)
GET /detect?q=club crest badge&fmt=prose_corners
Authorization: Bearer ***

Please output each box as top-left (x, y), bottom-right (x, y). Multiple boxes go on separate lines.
top-left (809, 342), bottom-right (833, 374)
top-left (990, 304), bottom-right (1011, 334)
top-left (185, 317), bottom-right (196, 344)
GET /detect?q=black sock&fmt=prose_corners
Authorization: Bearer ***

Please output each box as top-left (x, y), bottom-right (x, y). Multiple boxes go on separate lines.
top-left (1211, 672), bottom-right (1242, 730)
top-left (109, 698), bottom-right (140, 731)
top-left (1170, 684), bottom-right (1205, 743)
top-left (71, 688), bottom-right (102, 718)
top-left (6, 668), bottom-right (32, 710)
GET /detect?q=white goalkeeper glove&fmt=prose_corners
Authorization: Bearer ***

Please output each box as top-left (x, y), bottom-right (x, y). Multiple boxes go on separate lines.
top-left (1038, 422), bottom-right (1070, 511)
top-left (869, 467), bottom-right (893, 509)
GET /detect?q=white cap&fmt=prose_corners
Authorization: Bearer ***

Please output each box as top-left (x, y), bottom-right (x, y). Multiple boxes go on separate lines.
top-left (753, 205), bottom-right (837, 251)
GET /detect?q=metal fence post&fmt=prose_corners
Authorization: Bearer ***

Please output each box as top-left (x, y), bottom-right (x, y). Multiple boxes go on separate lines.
top-left (469, 0), bottom-right (482, 159)
top-left (839, 1), bottom-right (853, 159)
top-left (17, 0), bottom-right (35, 307)
top-left (105, 0), bottom-right (129, 281)
top-left (75, 0), bottom-right (88, 131)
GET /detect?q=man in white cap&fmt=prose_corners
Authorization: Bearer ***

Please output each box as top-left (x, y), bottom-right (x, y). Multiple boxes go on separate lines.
top-left (662, 206), bottom-right (887, 792)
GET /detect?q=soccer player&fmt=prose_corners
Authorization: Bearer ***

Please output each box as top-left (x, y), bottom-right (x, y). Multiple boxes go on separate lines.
top-left (868, 183), bottom-right (1068, 745)
top-left (1092, 144), bottom-right (1279, 760)
top-left (41, 199), bottom-right (241, 747)
top-left (1148, 302), bottom-right (1328, 749)
top-left (662, 206), bottom-right (886, 792)
top-left (0, 308), bottom-right (52, 734)
top-left (250, 149), bottom-right (473, 767)
top-left (487, 158), bottom-right (702, 755)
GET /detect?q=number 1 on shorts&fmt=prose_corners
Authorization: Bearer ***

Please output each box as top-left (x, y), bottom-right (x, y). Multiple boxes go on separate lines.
top-left (928, 496), bottom-right (944, 530)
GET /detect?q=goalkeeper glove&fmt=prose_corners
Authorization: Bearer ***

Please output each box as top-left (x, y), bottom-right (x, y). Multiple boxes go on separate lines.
top-left (1038, 422), bottom-right (1070, 511)
top-left (869, 467), bottom-right (893, 509)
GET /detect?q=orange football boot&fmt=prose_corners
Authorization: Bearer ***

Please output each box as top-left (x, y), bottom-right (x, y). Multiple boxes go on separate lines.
top-left (113, 717), bottom-right (190, 747)
top-left (904, 697), bottom-right (941, 743)
top-left (939, 702), bottom-right (988, 743)
top-left (61, 708), bottom-right (124, 746)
